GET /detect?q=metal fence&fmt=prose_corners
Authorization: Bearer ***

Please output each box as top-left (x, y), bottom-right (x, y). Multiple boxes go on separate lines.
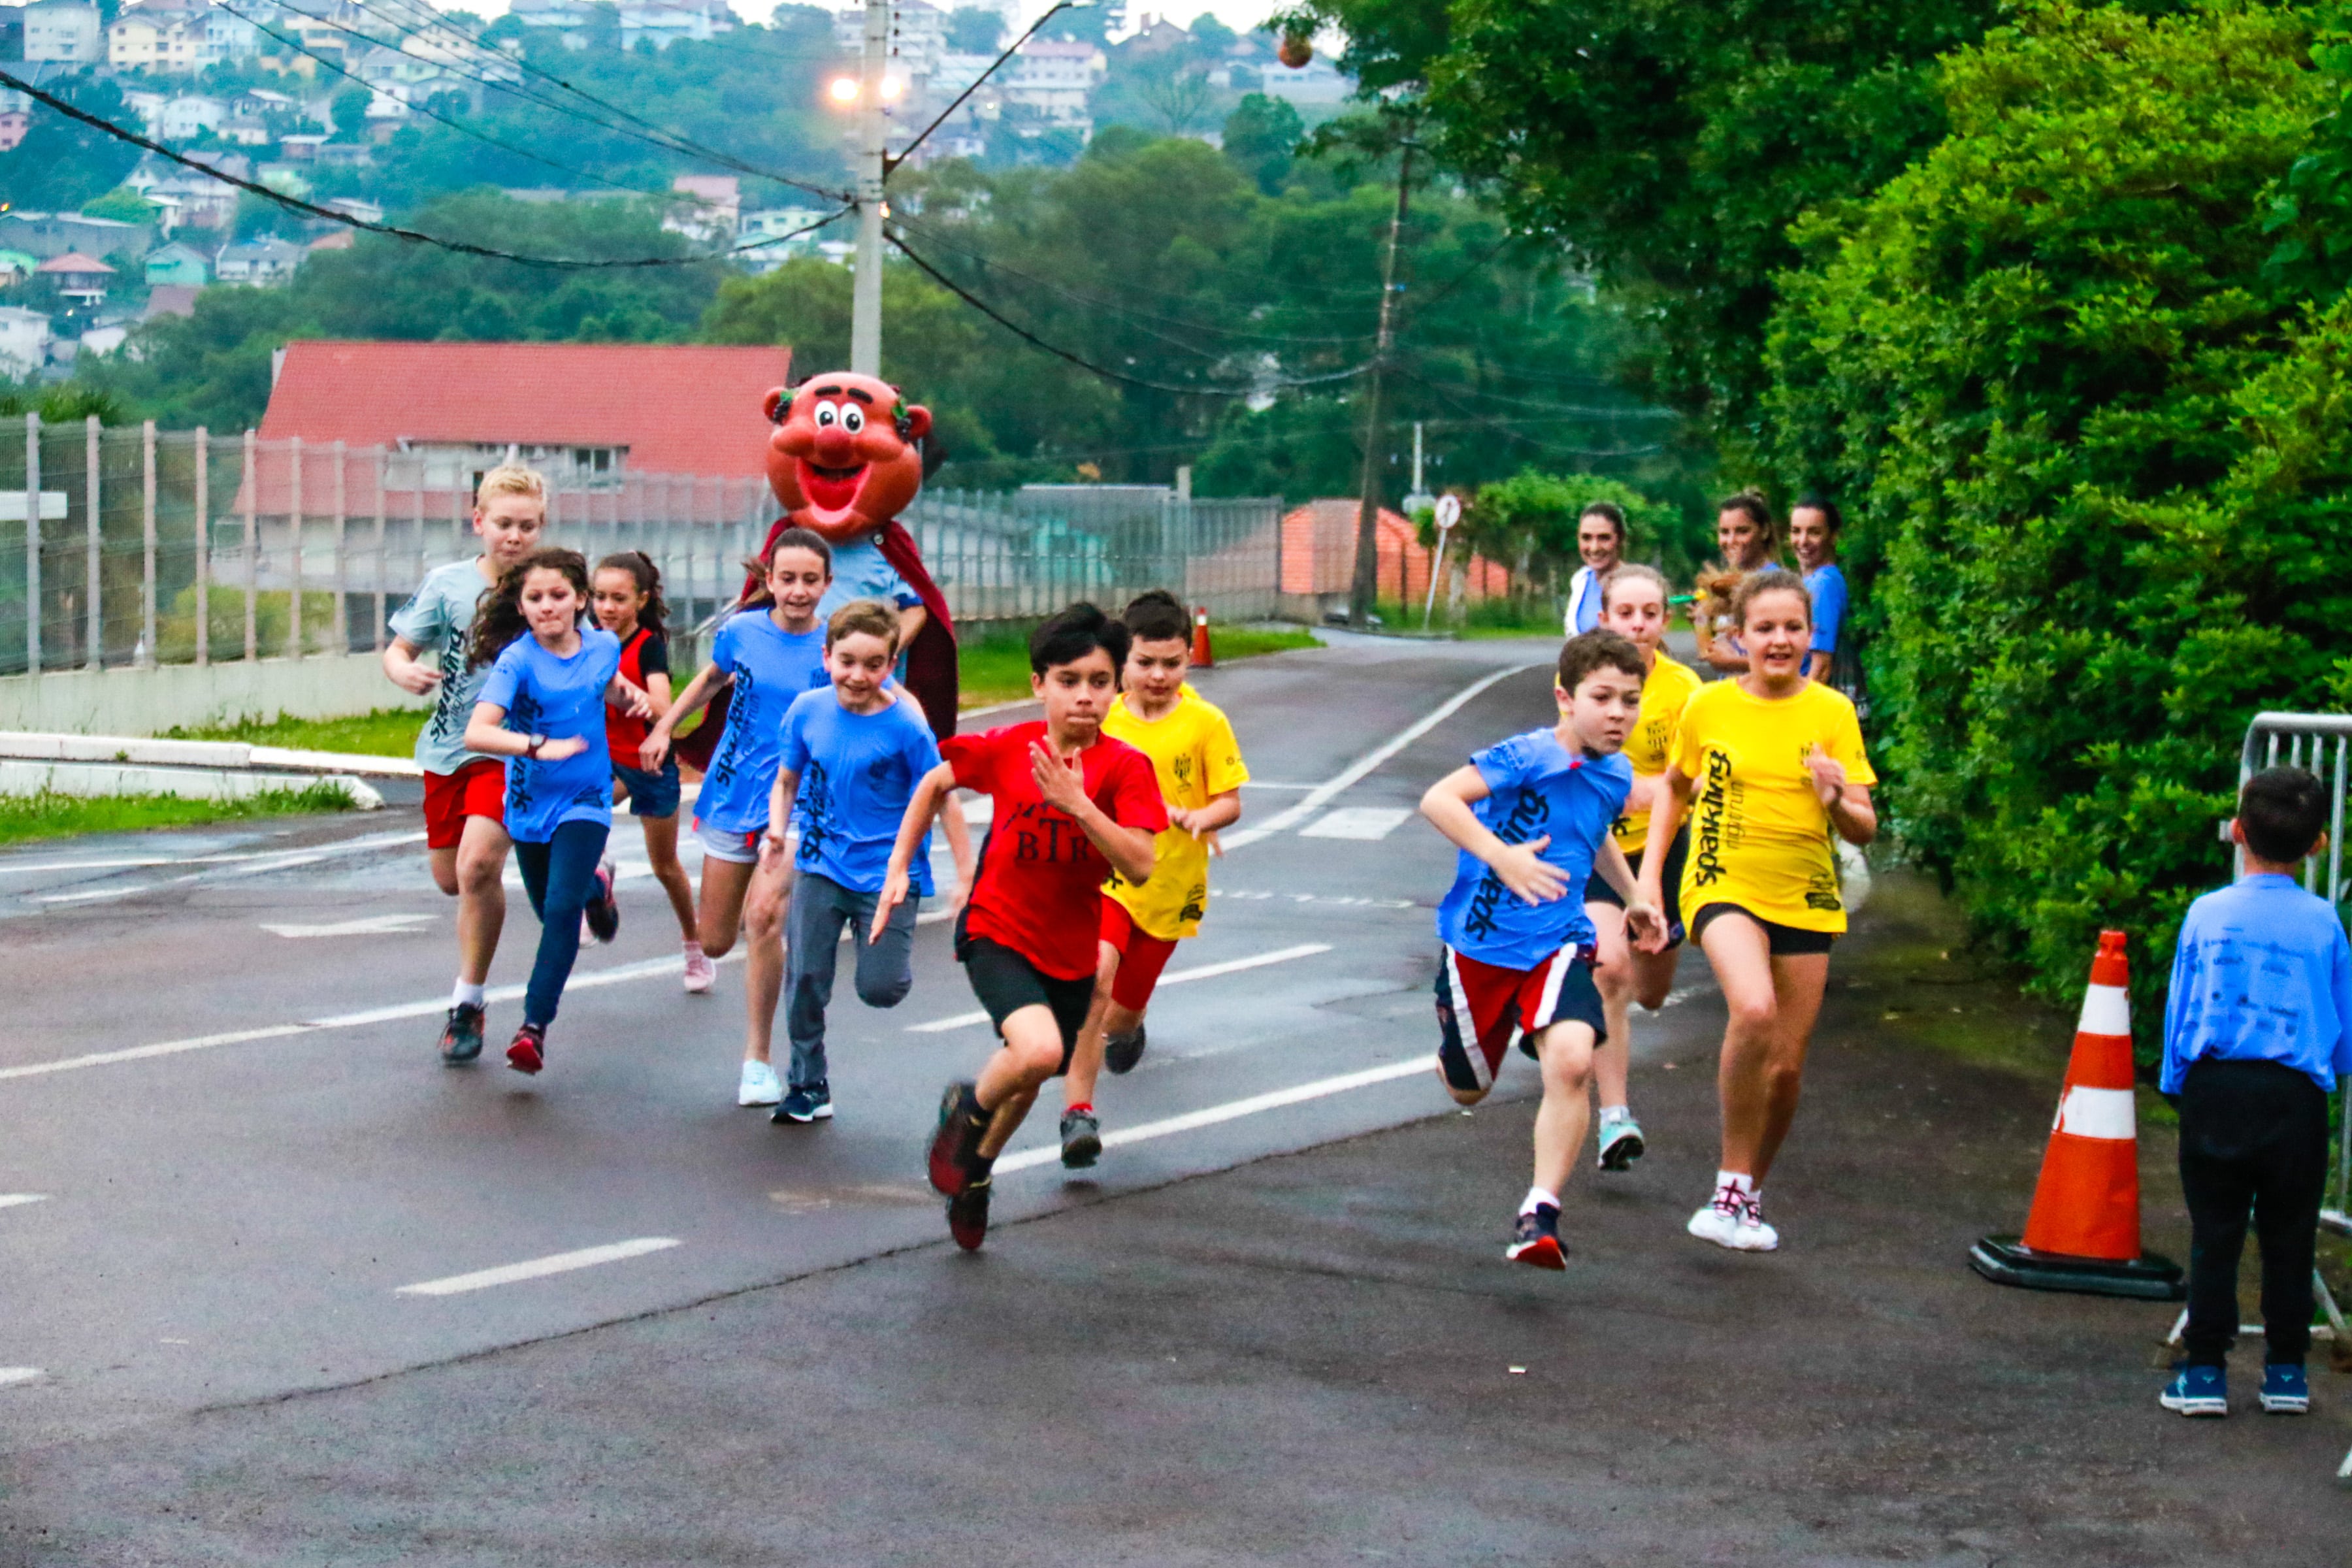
top-left (0, 416), bottom-right (1286, 677)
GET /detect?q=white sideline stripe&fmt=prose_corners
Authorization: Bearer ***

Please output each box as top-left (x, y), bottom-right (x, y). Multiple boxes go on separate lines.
top-left (1222, 662), bottom-right (1541, 850)
top-left (2056, 1085), bottom-right (2137, 1141)
top-left (905, 942), bottom-right (1333, 1033)
top-left (2076, 983), bottom-right (2131, 1039)
top-left (261, 913), bottom-right (436, 938)
top-left (395, 1237), bottom-right (680, 1297)
top-left (0, 1367), bottom-right (42, 1388)
top-left (1299, 806), bottom-right (1413, 841)
top-left (18, 830), bottom-right (427, 901)
top-left (0, 1194), bottom-right (50, 1209)
top-left (995, 1055), bottom-right (1434, 1174)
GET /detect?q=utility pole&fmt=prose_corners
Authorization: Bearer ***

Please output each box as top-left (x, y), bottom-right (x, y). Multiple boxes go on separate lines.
top-left (850, 0), bottom-right (889, 376)
top-left (1349, 137), bottom-right (1412, 627)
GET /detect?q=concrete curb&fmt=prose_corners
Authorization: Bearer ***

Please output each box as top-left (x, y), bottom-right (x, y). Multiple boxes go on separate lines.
top-left (0, 732), bottom-right (420, 778)
top-left (0, 760), bottom-right (385, 809)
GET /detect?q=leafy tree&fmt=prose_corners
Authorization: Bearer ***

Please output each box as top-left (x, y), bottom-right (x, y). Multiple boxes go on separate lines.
top-left (1460, 470), bottom-right (1684, 598)
top-left (1221, 93), bottom-right (1303, 195)
top-left (943, 6), bottom-right (1003, 52)
top-left (329, 84), bottom-right (373, 142)
top-left (80, 187), bottom-right (160, 225)
top-left (0, 74), bottom-right (141, 212)
top-left (1759, 0), bottom-right (2331, 1047)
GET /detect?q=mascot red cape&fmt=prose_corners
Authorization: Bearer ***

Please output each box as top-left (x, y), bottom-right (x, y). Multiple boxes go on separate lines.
top-left (676, 372), bottom-right (956, 769)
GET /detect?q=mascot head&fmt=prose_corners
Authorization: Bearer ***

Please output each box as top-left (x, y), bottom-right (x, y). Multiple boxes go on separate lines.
top-left (763, 372), bottom-right (932, 546)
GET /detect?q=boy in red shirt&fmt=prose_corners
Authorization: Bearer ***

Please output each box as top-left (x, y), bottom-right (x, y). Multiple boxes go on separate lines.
top-left (875, 602), bottom-right (1166, 1250)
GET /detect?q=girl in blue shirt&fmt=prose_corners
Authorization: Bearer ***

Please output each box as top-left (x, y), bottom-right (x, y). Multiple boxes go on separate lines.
top-left (464, 549), bottom-right (653, 1076)
top-left (641, 527), bottom-right (832, 1108)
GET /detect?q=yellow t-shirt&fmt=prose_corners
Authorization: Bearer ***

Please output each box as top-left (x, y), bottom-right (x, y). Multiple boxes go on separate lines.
top-left (1101, 685), bottom-right (1250, 941)
top-left (1672, 678), bottom-right (1876, 933)
top-left (1612, 651), bottom-right (1705, 858)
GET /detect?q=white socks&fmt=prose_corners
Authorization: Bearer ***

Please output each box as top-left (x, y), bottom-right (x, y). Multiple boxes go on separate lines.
top-left (1520, 1186), bottom-right (1560, 1217)
top-left (452, 979), bottom-right (487, 1009)
top-left (1717, 1169), bottom-right (1757, 1198)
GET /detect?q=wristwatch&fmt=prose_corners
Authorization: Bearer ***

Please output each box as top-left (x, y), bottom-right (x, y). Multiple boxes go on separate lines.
top-left (526, 734), bottom-right (546, 759)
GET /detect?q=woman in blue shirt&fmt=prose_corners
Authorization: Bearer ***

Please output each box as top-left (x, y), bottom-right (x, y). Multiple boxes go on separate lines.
top-left (464, 549), bottom-right (652, 1076)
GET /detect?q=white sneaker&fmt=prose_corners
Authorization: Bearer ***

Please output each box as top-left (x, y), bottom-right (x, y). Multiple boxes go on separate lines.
top-left (737, 1059), bottom-right (783, 1107)
top-left (1686, 1184), bottom-right (1778, 1252)
top-left (682, 945), bottom-right (716, 994)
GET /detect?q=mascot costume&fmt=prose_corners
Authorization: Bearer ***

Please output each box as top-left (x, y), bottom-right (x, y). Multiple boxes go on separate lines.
top-left (678, 372), bottom-right (958, 770)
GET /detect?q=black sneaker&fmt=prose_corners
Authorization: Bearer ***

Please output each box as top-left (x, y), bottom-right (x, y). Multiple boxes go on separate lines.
top-left (1505, 1204), bottom-right (1567, 1270)
top-left (772, 1085), bottom-right (833, 1124)
top-left (1060, 1108), bottom-right (1102, 1168)
top-left (926, 1080), bottom-right (988, 1196)
top-left (1104, 1024), bottom-right (1148, 1075)
top-left (438, 1003), bottom-right (485, 1066)
top-left (583, 857), bottom-right (620, 945)
top-left (947, 1174), bottom-right (992, 1251)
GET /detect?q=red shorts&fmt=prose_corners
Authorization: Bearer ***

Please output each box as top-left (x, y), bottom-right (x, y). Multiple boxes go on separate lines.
top-left (1433, 943), bottom-right (1604, 1098)
top-left (1100, 899), bottom-right (1181, 1013)
top-left (423, 757), bottom-right (506, 850)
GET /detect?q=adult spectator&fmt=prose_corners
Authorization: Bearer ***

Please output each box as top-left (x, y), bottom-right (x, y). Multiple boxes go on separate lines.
top-left (1693, 492), bottom-right (1779, 675)
top-left (1561, 502), bottom-right (1627, 636)
top-left (1789, 495), bottom-right (1848, 685)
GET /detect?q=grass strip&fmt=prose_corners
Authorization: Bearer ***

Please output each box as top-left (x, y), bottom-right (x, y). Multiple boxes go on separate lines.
top-left (0, 782), bottom-right (358, 848)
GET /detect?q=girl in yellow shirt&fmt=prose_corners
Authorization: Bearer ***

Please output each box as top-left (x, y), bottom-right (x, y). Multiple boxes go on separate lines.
top-left (1637, 566), bottom-right (1876, 1254)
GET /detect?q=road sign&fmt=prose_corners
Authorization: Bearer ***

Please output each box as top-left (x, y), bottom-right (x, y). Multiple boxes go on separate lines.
top-left (1433, 494), bottom-right (1461, 531)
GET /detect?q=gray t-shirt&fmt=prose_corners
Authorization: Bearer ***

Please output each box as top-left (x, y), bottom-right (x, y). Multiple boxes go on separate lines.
top-left (389, 558), bottom-right (497, 776)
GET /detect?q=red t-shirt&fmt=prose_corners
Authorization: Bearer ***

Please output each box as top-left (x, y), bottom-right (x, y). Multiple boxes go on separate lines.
top-left (944, 721), bottom-right (1168, 979)
top-left (605, 628), bottom-right (668, 766)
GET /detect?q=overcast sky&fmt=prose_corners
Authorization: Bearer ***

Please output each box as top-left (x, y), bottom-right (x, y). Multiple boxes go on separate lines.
top-left (449, 1), bottom-right (1290, 38)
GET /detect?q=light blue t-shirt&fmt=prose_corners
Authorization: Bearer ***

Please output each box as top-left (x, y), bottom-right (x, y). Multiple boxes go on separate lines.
top-left (477, 625), bottom-right (623, 844)
top-left (696, 610), bottom-right (827, 834)
top-left (2161, 874), bottom-right (2352, 1094)
top-left (389, 559), bottom-right (497, 776)
top-left (1436, 729), bottom-right (1633, 970)
top-left (1805, 563), bottom-right (1848, 655)
top-left (1565, 566), bottom-right (1605, 635)
top-left (815, 537), bottom-right (921, 623)
top-left (779, 686), bottom-right (943, 895)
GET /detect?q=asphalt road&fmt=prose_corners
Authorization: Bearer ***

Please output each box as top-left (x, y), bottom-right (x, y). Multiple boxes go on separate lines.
top-left (0, 632), bottom-right (2344, 1564)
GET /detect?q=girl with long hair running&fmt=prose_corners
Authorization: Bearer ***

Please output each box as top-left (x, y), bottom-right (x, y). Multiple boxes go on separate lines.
top-left (591, 551), bottom-right (702, 981)
top-left (1635, 567), bottom-right (1876, 1252)
top-left (463, 548), bottom-right (651, 1075)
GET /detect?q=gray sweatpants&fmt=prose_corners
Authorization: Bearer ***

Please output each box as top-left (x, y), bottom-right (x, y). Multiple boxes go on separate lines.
top-left (785, 868), bottom-right (916, 1092)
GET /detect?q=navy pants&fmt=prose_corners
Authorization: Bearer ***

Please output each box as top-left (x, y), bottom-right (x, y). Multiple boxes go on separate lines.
top-left (514, 819), bottom-right (608, 1028)
top-left (2178, 1058), bottom-right (2329, 1368)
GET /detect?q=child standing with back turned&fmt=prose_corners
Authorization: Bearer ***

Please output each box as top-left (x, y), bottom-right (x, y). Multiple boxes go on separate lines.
top-left (2158, 765), bottom-right (2352, 1418)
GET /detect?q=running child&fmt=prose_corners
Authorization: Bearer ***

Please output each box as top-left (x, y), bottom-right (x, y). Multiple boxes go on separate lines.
top-left (884, 603), bottom-right (1166, 1251)
top-left (381, 463), bottom-right (550, 1066)
top-left (1057, 588), bottom-right (1249, 1169)
top-left (641, 528), bottom-right (832, 1108)
top-left (1420, 630), bottom-right (1661, 1270)
top-left (461, 548), bottom-right (652, 1074)
top-left (592, 551), bottom-right (702, 985)
top-left (1582, 564), bottom-right (1703, 1171)
top-left (761, 600), bottom-right (975, 1125)
top-left (1636, 566), bottom-right (1876, 1252)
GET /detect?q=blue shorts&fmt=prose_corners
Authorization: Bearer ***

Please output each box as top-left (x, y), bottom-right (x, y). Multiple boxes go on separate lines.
top-left (613, 760), bottom-right (681, 821)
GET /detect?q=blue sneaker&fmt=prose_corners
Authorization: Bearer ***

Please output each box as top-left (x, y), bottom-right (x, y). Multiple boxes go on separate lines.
top-left (2160, 1364), bottom-right (2228, 1417)
top-left (772, 1085), bottom-right (833, 1124)
top-left (2259, 1362), bottom-right (2310, 1414)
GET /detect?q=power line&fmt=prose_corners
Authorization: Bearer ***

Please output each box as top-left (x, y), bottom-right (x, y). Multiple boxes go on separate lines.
top-left (889, 0), bottom-right (1071, 173)
top-left (0, 69), bottom-right (849, 269)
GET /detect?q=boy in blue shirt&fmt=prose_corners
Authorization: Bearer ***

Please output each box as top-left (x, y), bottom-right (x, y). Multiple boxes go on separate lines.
top-left (2159, 766), bottom-right (2352, 1418)
top-left (1420, 630), bottom-right (1663, 1270)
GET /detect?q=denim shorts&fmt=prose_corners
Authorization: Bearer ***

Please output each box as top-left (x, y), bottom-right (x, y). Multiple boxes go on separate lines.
top-left (613, 760), bottom-right (681, 821)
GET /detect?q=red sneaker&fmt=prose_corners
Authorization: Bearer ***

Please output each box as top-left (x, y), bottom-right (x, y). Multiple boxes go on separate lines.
top-left (506, 1024), bottom-right (546, 1075)
top-left (926, 1079), bottom-right (987, 1196)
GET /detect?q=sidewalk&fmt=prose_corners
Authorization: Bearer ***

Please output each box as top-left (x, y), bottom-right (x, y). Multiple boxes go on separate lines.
top-left (1, 873), bottom-right (2344, 1565)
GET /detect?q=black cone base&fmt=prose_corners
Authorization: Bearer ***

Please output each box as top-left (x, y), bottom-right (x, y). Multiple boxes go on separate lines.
top-left (1970, 1234), bottom-right (2185, 1301)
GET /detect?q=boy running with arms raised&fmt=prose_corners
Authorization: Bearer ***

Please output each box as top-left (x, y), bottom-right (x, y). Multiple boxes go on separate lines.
top-left (877, 604), bottom-right (1166, 1250)
top-left (1420, 630), bottom-right (1661, 1268)
top-left (1057, 589), bottom-right (1249, 1168)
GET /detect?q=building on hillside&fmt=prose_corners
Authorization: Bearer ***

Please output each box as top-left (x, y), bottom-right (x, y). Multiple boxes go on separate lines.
top-left (308, 228), bottom-right (354, 255)
top-left (1275, 499), bottom-right (1513, 622)
top-left (619, 0), bottom-right (735, 50)
top-left (108, 7), bottom-right (203, 73)
top-left (158, 93), bottom-right (225, 139)
top-left (144, 240), bottom-right (210, 286)
top-left (0, 211), bottom-right (154, 263)
top-left (147, 172), bottom-right (238, 231)
top-left (0, 9), bottom-right (22, 59)
top-left (0, 108), bottom-right (26, 154)
top-left (666, 174), bottom-right (740, 244)
top-left (38, 252), bottom-right (113, 306)
top-left (257, 340), bottom-right (795, 498)
top-left (0, 252), bottom-right (37, 284)
top-left (0, 307), bottom-right (54, 376)
top-left (214, 236), bottom-right (304, 285)
top-left (25, 0), bottom-right (101, 62)
top-left (1003, 39), bottom-right (1103, 134)
top-left (736, 206), bottom-right (839, 271)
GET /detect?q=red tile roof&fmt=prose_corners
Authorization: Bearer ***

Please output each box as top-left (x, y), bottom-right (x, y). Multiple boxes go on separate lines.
top-left (257, 340), bottom-right (794, 476)
top-left (39, 252), bottom-right (114, 275)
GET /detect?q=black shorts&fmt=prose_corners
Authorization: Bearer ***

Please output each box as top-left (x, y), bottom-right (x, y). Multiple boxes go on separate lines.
top-left (1688, 902), bottom-right (1837, 956)
top-left (958, 935), bottom-right (1095, 1074)
top-left (1584, 826), bottom-right (1688, 948)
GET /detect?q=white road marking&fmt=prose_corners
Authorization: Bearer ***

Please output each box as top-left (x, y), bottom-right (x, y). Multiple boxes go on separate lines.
top-left (906, 941), bottom-right (1333, 1034)
top-left (35, 883), bottom-right (169, 904)
top-left (1299, 806), bottom-right (1414, 841)
top-left (1222, 661), bottom-right (1541, 850)
top-left (0, 1367), bottom-right (43, 1387)
top-left (1214, 889), bottom-right (1415, 909)
top-left (16, 830), bottom-right (428, 904)
top-left (1239, 781), bottom-right (1317, 791)
top-left (395, 1237), bottom-right (681, 1297)
top-left (995, 1055), bottom-right (1434, 1174)
top-left (261, 913), bottom-right (436, 938)
top-left (0, 1194), bottom-right (50, 1209)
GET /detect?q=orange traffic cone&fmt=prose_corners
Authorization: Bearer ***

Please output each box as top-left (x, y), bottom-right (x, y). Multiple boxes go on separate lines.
top-left (1970, 930), bottom-right (2183, 1299)
top-left (1190, 605), bottom-right (1214, 668)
